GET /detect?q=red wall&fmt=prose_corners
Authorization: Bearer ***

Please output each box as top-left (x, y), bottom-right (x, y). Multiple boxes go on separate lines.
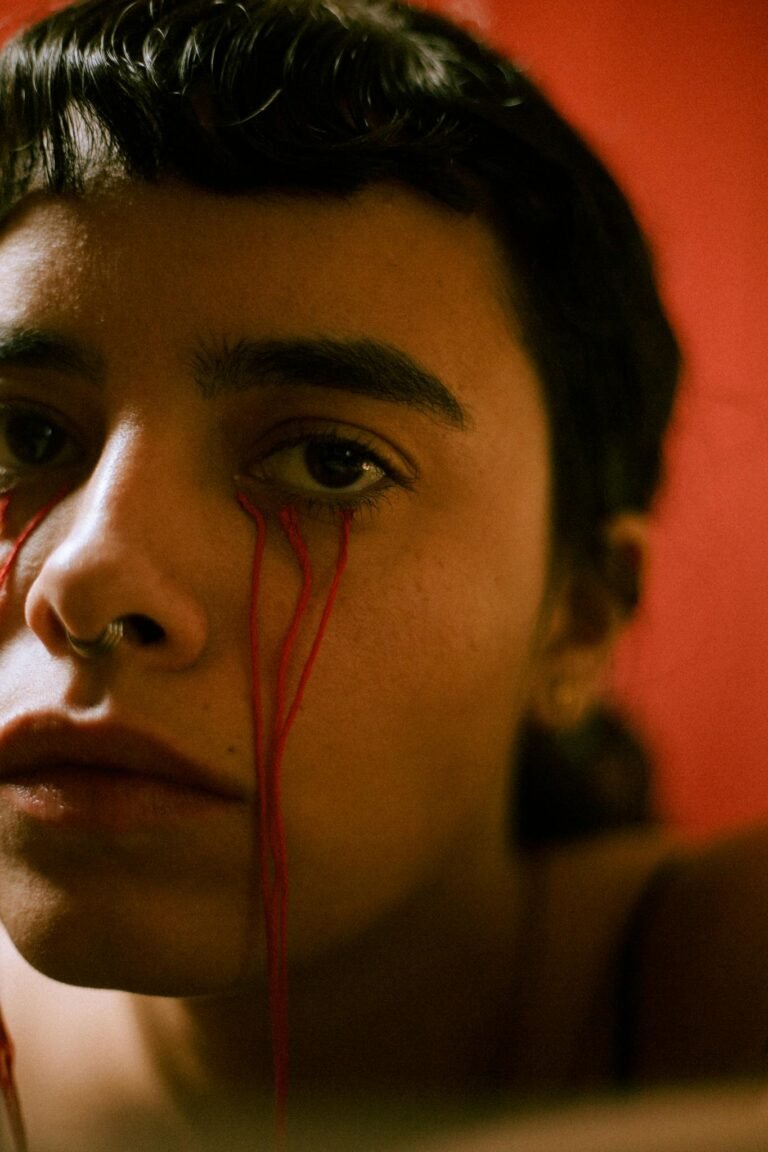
top-left (429, 0), bottom-right (768, 836)
top-left (3, 0), bottom-right (768, 835)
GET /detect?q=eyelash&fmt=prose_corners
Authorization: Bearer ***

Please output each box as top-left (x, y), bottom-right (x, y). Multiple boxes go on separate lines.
top-left (0, 403), bottom-right (415, 523)
top-left (245, 424), bottom-right (415, 520)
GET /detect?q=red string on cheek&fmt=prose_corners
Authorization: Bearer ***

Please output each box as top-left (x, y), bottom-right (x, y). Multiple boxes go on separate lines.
top-left (277, 510), bottom-right (350, 749)
top-left (267, 504), bottom-right (312, 1106)
top-left (237, 493), bottom-right (289, 1140)
top-left (0, 491), bottom-right (67, 592)
top-left (269, 506), bottom-right (312, 1032)
top-left (0, 488), bottom-right (69, 1152)
top-left (235, 495), bottom-right (274, 1000)
top-left (236, 496), bottom-right (351, 1147)
top-left (270, 507), bottom-right (351, 1138)
top-left (0, 1008), bottom-right (27, 1152)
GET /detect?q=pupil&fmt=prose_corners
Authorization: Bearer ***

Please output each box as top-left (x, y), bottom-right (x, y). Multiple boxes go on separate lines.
top-left (6, 413), bottom-right (64, 465)
top-left (305, 442), bottom-right (367, 489)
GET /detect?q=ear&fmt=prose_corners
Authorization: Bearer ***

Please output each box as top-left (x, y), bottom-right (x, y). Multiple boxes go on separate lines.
top-left (528, 515), bottom-right (648, 731)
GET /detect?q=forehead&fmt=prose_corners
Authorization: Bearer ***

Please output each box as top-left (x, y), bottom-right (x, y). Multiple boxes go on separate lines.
top-left (0, 180), bottom-right (544, 441)
top-left (1, 181), bottom-right (511, 319)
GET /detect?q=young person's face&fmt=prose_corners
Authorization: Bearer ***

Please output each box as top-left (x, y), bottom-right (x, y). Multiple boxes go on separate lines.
top-left (0, 181), bottom-right (558, 993)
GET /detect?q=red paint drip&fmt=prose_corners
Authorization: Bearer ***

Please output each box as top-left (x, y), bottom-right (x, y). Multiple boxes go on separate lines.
top-left (237, 496), bottom-right (351, 1145)
top-left (0, 487), bottom-right (68, 1152)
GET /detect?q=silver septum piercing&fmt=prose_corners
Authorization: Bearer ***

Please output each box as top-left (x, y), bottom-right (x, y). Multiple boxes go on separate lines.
top-left (64, 619), bottom-right (125, 660)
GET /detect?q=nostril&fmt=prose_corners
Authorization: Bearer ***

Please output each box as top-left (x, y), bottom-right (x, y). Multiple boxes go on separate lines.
top-left (122, 614), bottom-right (166, 646)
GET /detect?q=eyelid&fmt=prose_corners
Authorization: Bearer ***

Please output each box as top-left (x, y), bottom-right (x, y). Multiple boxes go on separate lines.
top-left (0, 397), bottom-right (83, 437)
top-left (238, 418), bottom-right (417, 514)
top-left (248, 417), bottom-right (418, 476)
top-left (245, 419), bottom-right (419, 492)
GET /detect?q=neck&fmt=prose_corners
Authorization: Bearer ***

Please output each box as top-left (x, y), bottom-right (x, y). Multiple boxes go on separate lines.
top-left (132, 838), bottom-right (523, 1105)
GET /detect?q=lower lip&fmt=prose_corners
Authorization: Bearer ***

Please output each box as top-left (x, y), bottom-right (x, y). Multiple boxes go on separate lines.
top-left (1, 769), bottom-right (236, 832)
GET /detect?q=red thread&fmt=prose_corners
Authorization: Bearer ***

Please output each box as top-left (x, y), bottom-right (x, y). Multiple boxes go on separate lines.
top-left (0, 1008), bottom-right (26, 1152)
top-left (0, 488), bottom-right (68, 1152)
top-left (0, 492), bottom-right (66, 592)
top-left (271, 506), bottom-right (313, 1042)
top-left (237, 497), bottom-right (351, 1147)
top-left (236, 495), bottom-right (274, 1002)
top-left (278, 510), bottom-right (350, 748)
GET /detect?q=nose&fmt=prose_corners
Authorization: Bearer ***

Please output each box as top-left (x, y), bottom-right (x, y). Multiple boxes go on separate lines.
top-left (24, 427), bottom-right (209, 670)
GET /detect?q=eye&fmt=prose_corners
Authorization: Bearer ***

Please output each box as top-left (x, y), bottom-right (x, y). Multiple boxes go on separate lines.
top-left (249, 426), bottom-right (414, 509)
top-left (0, 403), bottom-right (79, 477)
top-left (264, 439), bottom-right (385, 493)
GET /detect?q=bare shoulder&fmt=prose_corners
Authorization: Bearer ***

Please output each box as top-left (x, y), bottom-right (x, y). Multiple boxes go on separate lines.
top-left (519, 825), bottom-right (768, 1086)
top-left (508, 829), bottom-right (675, 1087)
top-left (631, 824), bottom-right (768, 1081)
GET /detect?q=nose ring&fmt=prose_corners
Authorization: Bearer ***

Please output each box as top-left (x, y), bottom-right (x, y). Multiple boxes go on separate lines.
top-left (64, 619), bottom-right (125, 660)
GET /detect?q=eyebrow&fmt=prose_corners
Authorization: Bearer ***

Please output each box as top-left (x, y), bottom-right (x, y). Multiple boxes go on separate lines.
top-left (190, 336), bottom-right (470, 428)
top-left (0, 326), bottom-right (470, 430)
top-left (0, 325), bottom-right (105, 382)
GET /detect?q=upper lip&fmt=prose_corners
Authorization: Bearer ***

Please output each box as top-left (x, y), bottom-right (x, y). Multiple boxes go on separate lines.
top-left (0, 715), bottom-right (249, 802)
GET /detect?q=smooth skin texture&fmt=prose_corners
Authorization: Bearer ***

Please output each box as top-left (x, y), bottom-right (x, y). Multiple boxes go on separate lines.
top-left (0, 180), bottom-right (554, 977)
top-left (0, 180), bottom-right (562, 1105)
top-left (0, 181), bottom-right (677, 1147)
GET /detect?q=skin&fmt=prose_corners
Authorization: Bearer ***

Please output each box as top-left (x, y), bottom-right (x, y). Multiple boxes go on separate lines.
top-left (0, 180), bottom-right (657, 1143)
top-left (1, 179), bottom-right (766, 1152)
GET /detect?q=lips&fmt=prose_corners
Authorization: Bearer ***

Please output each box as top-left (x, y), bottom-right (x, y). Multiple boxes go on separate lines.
top-left (0, 715), bottom-right (249, 831)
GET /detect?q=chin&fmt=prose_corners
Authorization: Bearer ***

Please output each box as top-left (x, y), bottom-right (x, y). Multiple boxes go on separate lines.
top-left (0, 868), bottom-right (261, 996)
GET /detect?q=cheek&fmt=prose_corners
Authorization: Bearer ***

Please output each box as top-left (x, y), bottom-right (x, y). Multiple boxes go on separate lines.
top-left (275, 518), bottom-right (551, 954)
top-left (330, 492), bottom-right (552, 739)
